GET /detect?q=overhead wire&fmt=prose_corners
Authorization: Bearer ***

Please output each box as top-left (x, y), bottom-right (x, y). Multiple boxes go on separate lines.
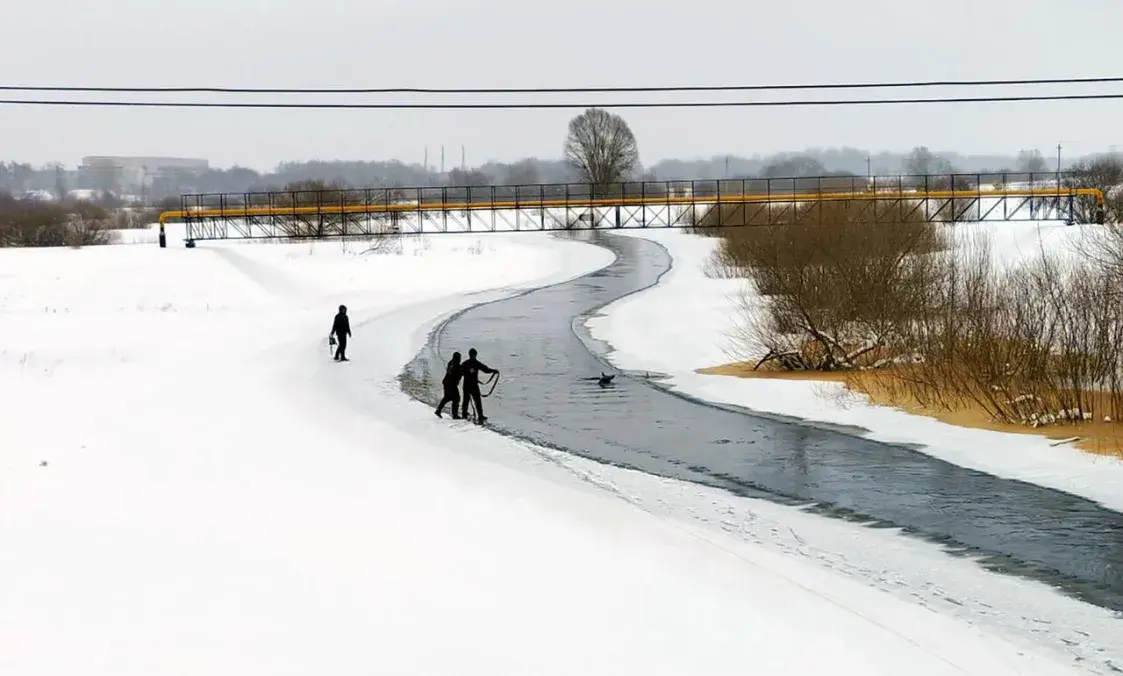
top-left (1, 75), bottom-right (1122, 94)
top-left (1, 92), bottom-right (1123, 109)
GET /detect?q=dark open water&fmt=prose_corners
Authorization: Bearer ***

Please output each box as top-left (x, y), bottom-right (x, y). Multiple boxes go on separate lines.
top-left (400, 232), bottom-right (1123, 614)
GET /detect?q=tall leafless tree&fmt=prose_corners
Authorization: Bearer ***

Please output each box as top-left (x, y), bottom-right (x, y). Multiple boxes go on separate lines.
top-left (1016, 149), bottom-right (1048, 174)
top-left (563, 108), bottom-right (640, 192)
top-left (904, 146), bottom-right (954, 176)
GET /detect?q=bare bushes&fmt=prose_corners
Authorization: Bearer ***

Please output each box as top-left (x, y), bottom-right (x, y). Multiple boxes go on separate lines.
top-left (355, 221), bottom-right (405, 255)
top-left (724, 200), bottom-right (947, 371)
top-left (267, 181), bottom-right (406, 250)
top-left (110, 207), bottom-right (162, 229)
top-left (274, 181), bottom-right (366, 239)
top-left (879, 230), bottom-right (1123, 426)
top-left (65, 212), bottom-right (119, 247)
top-left (1073, 221), bottom-right (1123, 280)
top-left (720, 202), bottom-right (1123, 427)
top-left (0, 195), bottom-right (118, 248)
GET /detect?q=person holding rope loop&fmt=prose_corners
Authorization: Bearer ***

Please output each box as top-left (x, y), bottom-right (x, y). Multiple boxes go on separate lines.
top-left (459, 347), bottom-right (498, 424)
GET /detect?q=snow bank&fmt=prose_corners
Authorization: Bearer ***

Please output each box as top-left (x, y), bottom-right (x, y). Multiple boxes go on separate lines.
top-left (586, 226), bottom-right (1123, 514)
top-left (0, 232), bottom-right (1084, 674)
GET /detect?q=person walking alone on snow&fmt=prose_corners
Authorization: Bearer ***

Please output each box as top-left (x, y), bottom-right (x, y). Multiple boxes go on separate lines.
top-left (330, 304), bottom-right (351, 361)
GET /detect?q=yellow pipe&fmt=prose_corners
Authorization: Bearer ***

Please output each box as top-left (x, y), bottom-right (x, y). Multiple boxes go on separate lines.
top-left (158, 187), bottom-right (1105, 226)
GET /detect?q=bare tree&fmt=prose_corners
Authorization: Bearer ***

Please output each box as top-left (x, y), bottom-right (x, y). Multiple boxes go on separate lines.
top-left (50, 162), bottom-right (68, 203)
top-left (904, 146), bottom-right (957, 193)
top-left (504, 159), bottom-right (540, 185)
top-left (447, 168), bottom-right (490, 187)
top-left (1065, 153), bottom-right (1123, 224)
top-left (905, 146), bottom-right (954, 176)
top-left (563, 108), bottom-right (640, 191)
top-left (1016, 149), bottom-right (1048, 174)
top-left (760, 155), bottom-right (826, 178)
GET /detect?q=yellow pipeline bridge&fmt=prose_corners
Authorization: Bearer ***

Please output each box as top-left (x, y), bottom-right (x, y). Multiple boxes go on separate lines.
top-left (156, 175), bottom-right (1106, 246)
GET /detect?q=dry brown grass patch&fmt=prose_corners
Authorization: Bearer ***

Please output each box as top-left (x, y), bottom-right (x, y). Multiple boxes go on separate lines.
top-left (699, 360), bottom-right (1123, 459)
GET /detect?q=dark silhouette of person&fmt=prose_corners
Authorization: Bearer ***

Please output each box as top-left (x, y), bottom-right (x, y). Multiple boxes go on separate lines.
top-left (460, 347), bottom-right (497, 423)
top-left (330, 305), bottom-right (351, 361)
top-left (435, 351), bottom-right (463, 419)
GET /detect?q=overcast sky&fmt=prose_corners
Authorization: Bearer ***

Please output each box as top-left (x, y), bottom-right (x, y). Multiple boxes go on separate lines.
top-left (3, 0), bottom-right (1122, 171)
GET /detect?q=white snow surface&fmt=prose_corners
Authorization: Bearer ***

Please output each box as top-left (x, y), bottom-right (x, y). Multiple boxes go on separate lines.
top-left (0, 230), bottom-right (1112, 674)
top-left (586, 225), bottom-right (1123, 515)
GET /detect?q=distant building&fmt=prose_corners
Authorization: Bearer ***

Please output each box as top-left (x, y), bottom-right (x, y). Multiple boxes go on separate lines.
top-left (22, 189), bottom-right (56, 202)
top-left (79, 156), bottom-right (209, 193)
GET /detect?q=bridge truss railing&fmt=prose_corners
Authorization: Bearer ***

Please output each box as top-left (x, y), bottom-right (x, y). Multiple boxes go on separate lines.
top-left (160, 171), bottom-right (1105, 245)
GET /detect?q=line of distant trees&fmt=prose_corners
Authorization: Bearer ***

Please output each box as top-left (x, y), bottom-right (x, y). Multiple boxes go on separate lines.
top-left (6, 102), bottom-right (1123, 250)
top-left (1, 145), bottom-right (1108, 204)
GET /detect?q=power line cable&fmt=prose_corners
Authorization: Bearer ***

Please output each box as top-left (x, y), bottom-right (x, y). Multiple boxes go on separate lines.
top-left (2, 76), bottom-right (1123, 94)
top-left (2, 92), bottom-right (1123, 109)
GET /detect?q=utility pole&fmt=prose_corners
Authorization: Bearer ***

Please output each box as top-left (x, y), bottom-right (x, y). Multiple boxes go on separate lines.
top-left (441, 145), bottom-right (445, 174)
top-left (1057, 143), bottom-right (1062, 192)
top-left (724, 156), bottom-right (729, 179)
top-left (461, 145), bottom-right (466, 172)
top-left (424, 147), bottom-right (428, 173)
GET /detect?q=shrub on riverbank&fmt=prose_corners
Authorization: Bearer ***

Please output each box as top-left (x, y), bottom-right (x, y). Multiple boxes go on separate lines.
top-left (715, 199), bottom-right (948, 371)
top-left (855, 230), bottom-right (1123, 426)
top-left (709, 212), bottom-right (1123, 428)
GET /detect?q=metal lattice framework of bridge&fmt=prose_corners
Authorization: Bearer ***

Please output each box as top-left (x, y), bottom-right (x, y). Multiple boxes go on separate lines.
top-left (158, 172), bottom-right (1106, 246)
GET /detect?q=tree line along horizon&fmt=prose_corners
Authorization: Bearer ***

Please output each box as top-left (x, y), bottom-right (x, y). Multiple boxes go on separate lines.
top-left (1, 108), bottom-right (1118, 204)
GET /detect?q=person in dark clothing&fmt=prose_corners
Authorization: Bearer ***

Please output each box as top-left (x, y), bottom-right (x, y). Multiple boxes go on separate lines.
top-left (435, 351), bottom-right (463, 419)
top-left (330, 305), bottom-right (351, 361)
top-left (460, 347), bottom-right (497, 423)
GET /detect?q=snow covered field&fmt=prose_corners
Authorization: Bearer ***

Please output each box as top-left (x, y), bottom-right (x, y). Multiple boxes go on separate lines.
top-left (586, 225), bottom-right (1123, 514)
top-left (0, 228), bottom-right (1115, 674)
